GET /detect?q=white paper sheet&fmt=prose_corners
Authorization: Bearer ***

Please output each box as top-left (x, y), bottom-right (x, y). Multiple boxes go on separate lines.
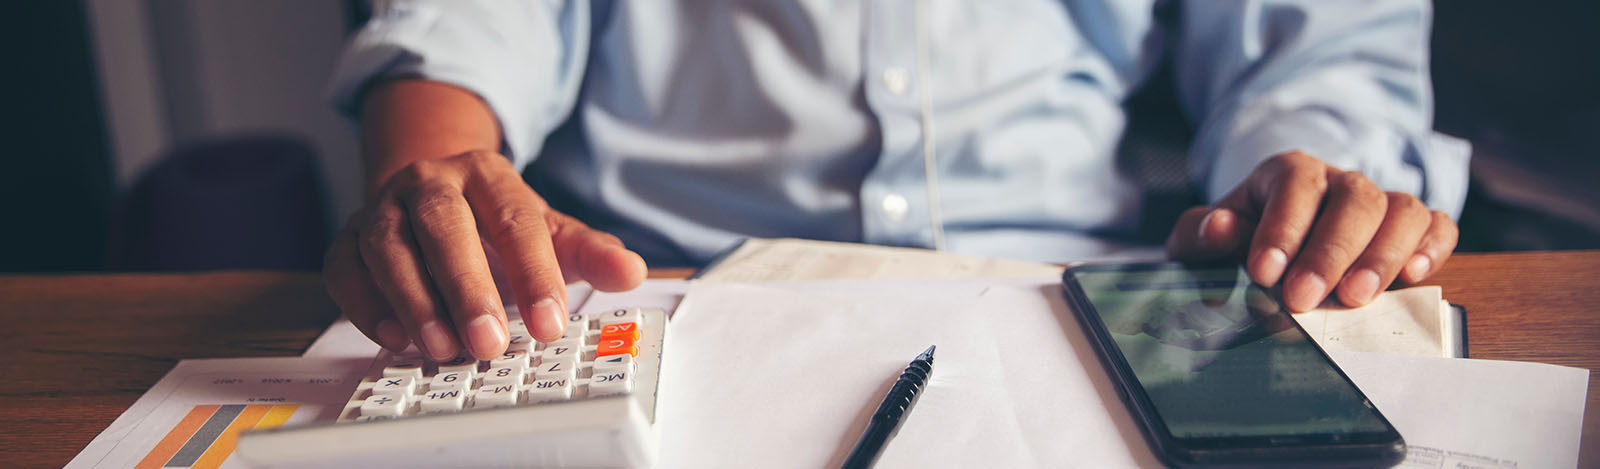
top-left (695, 238), bottom-right (1067, 282)
top-left (657, 281), bottom-right (1157, 468)
top-left (1293, 286), bottom-right (1459, 358)
top-left (66, 357), bottom-right (368, 469)
top-left (660, 281), bottom-right (1588, 468)
top-left (1331, 351), bottom-right (1590, 468)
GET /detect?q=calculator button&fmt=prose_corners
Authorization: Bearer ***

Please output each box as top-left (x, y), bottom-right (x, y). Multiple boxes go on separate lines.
top-left (370, 376), bottom-right (415, 396)
top-left (482, 365), bottom-right (525, 387)
top-left (360, 394), bottom-right (408, 418)
top-left (473, 383), bottom-right (520, 409)
top-left (507, 330), bottom-right (533, 351)
top-left (596, 337), bottom-right (638, 357)
top-left (489, 350), bottom-right (529, 371)
top-left (592, 353), bottom-right (634, 373)
top-left (382, 360), bottom-right (424, 381)
top-left (600, 322), bottom-right (640, 342)
top-left (430, 372), bottom-right (471, 391)
top-left (540, 340), bottom-right (581, 363)
top-left (526, 377), bottom-right (573, 403)
top-left (599, 308), bottom-right (641, 326)
top-left (566, 313), bottom-right (589, 332)
top-left (535, 358), bottom-right (578, 382)
top-left (589, 369), bottom-right (633, 397)
top-left (561, 323), bottom-right (588, 344)
top-left (420, 388), bottom-right (466, 414)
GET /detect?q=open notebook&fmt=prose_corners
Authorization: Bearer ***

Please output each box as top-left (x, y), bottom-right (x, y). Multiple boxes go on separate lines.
top-left (1293, 286), bottom-right (1466, 358)
top-left (697, 238), bottom-right (1467, 358)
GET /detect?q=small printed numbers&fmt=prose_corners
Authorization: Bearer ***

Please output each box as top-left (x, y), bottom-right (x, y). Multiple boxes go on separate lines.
top-left (537, 358), bottom-right (578, 382)
top-left (599, 308), bottom-right (640, 326)
top-left (430, 372), bottom-right (469, 393)
top-left (482, 366), bottom-right (523, 386)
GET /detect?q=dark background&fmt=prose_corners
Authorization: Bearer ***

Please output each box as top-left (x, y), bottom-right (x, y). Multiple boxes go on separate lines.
top-left (3, 0), bottom-right (1596, 273)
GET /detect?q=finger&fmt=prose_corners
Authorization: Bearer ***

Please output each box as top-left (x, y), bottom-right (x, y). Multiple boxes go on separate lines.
top-left (462, 152), bottom-right (570, 343)
top-left (1400, 210), bottom-right (1459, 284)
top-left (325, 225), bottom-right (410, 351)
top-left (357, 200), bottom-right (460, 361)
top-left (1167, 206), bottom-right (1249, 262)
top-left (1280, 170), bottom-right (1387, 311)
top-left (545, 210), bottom-right (647, 291)
top-left (1245, 154), bottom-right (1328, 288)
top-left (1334, 192), bottom-right (1430, 307)
top-left (403, 177), bottom-right (509, 361)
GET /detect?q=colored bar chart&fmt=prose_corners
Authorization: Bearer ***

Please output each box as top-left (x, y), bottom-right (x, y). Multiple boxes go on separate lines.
top-left (135, 404), bottom-right (298, 469)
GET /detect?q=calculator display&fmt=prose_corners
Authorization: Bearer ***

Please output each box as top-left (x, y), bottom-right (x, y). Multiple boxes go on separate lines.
top-left (1069, 264), bottom-right (1392, 441)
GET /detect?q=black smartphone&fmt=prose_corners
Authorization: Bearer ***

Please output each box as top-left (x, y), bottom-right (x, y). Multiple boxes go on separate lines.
top-left (1061, 261), bottom-right (1405, 467)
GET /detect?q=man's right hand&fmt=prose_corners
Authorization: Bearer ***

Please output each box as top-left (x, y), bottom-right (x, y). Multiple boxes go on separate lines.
top-left (323, 80), bottom-right (646, 362)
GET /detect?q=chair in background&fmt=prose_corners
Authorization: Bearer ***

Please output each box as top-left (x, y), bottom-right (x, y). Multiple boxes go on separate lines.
top-left (110, 135), bottom-right (330, 271)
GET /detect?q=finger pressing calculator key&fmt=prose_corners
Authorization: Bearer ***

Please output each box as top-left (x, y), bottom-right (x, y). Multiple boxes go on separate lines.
top-left (239, 307), bottom-right (668, 468)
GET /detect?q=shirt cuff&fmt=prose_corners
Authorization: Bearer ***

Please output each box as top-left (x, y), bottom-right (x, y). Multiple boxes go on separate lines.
top-left (1199, 107), bottom-right (1469, 219)
top-left (324, 2), bottom-right (545, 167)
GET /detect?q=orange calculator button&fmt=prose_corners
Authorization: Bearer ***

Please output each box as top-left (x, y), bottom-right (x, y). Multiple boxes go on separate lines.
top-left (596, 337), bottom-right (637, 357)
top-left (600, 323), bottom-right (640, 342)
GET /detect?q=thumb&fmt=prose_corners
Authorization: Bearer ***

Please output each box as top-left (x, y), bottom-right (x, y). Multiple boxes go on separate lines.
top-left (545, 210), bottom-right (647, 292)
top-left (1167, 206), bottom-right (1248, 262)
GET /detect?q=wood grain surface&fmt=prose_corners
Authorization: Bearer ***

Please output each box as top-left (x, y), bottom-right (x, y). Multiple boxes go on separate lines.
top-left (0, 254), bottom-right (1593, 467)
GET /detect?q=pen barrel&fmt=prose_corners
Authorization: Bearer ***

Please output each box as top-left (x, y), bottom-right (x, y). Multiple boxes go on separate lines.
top-left (871, 361), bottom-right (929, 421)
top-left (843, 353), bottom-right (933, 469)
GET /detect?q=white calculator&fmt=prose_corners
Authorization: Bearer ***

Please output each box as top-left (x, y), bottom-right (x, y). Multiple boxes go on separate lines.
top-left (237, 307), bottom-right (667, 468)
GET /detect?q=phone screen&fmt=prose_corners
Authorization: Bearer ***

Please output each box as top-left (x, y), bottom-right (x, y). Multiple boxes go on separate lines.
top-left (1068, 263), bottom-right (1395, 444)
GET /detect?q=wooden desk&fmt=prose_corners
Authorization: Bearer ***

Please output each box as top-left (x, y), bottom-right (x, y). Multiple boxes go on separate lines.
top-left (1, 253), bottom-right (1595, 468)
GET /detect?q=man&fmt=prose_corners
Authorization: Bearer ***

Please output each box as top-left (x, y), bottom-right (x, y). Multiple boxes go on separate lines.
top-left (323, 0), bottom-right (1467, 362)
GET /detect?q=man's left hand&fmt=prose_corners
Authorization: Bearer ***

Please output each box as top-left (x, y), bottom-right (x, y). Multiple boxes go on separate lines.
top-left (1166, 152), bottom-right (1458, 311)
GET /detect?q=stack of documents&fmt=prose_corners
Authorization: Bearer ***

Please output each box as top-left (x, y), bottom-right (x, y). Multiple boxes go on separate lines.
top-left (663, 279), bottom-right (1586, 468)
top-left (70, 238), bottom-right (1589, 468)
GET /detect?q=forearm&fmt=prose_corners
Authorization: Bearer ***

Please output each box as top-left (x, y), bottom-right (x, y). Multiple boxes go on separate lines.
top-left (359, 79), bottom-right (503, 198)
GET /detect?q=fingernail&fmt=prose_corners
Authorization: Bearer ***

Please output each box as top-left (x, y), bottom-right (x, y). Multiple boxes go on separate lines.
top-left (1405, 254), bottom-right (1431, 280)
top-left (466, 315), bottom-right (508, 359)
top-left (1285, 270), bottom-right (1327, 312)
top-left (1197, 211), bottom-right (1218, 247)
top-left (1342, 269), bottom-right (1381, 305)
top-left (376, 319), bottom-right (409, 351)
top-left (531, 297), bottom-right (566, 342)
top-left (1254, 248), bottom-right (1289, 286)
top-left (419, 321), bottom-right (457, 360)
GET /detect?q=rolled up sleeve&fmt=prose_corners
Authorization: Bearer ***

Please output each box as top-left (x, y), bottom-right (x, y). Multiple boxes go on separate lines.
top-left (1174, 0), bottom-right (1469, 218)
top-left (327, 0), bottom-right (590, 169)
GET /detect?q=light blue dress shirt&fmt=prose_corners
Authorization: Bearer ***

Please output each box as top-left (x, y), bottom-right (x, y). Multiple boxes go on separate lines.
top-left (329, 0), bottom-right (1468, 265)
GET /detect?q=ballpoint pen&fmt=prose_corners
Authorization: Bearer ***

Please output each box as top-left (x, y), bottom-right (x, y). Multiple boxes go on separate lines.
top-left (841, 345), bottom-right (935, 469)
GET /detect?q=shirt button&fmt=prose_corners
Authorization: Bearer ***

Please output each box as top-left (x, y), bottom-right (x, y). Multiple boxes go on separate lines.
top-left (880, 193), bottom-right (909, 222)
top-left (881, 67), bottom-right (909, 95)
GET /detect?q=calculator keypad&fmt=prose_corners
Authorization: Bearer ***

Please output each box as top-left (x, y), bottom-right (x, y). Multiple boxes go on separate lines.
top-left (340, 309), bottom-right (653, 422)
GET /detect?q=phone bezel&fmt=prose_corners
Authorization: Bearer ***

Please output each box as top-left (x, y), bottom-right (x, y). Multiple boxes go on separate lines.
top-left (1061, 261), bottom-right (1406, 466)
